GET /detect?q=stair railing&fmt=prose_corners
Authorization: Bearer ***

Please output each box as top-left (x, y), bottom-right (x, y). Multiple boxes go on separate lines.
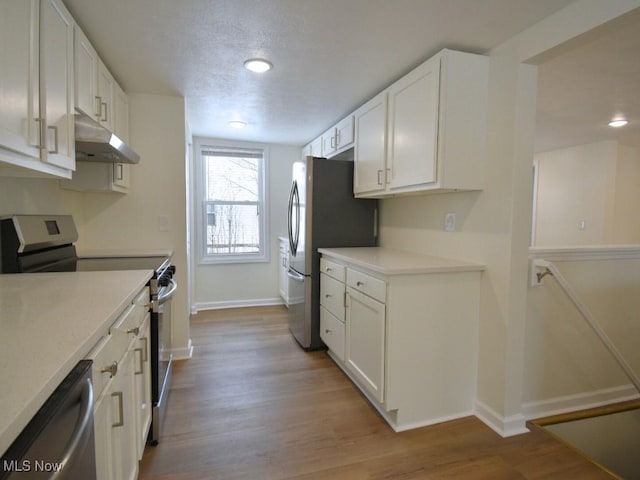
top-left (532, 259), bottom-right (640, 395)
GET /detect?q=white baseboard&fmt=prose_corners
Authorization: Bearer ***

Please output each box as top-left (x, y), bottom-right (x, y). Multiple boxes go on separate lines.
top-left (192, 297), bottom-right (284, 313)
top-left (474, 400), bottom-right (530, 437)
top-left (169, 339), bottom-right (194, 360)
top-left (521, 384), bottom-right (640, 421)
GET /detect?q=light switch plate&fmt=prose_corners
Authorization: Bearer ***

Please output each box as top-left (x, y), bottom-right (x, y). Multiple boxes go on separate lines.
top-left (444, 213), bottom-right (456, 232)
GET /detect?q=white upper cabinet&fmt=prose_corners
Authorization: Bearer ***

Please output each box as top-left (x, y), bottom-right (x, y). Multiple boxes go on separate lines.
top-left (353, 91), bottom-right (387, 195)
top-left (0, 0), bottom-right (41, 162)
top-left (97, 60), bottom-right (115, 131)
top-left (40, 0), bottom-right (75, 171)
top-left (61, 24), bottom-right (133, 193)
top-left (0, 0), bottom-right (75, 177)
top-left (74, 25), bottom-right (99, 118)
top-left (354, 49), bottom-right (489, 198)
top-left (320, 115), bottom-right (354, 158)
top-left (75, 25), bottom-right (115, 131)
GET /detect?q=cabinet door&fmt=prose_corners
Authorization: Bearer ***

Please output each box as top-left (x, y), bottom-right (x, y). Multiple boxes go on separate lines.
top-left (74, 25), bottom-right (100, 118)
top-left (320, 127), bottom-right (336, 157)
top-left (335, 116), bottom-right (354, 151)
top-left (97, 60), bottom-right (115, 131)
top-left (353, 91), bottom-right (387, 195)
top-left (134, 313), bottom-right (152, 459)
top-left (110, 347), bottom-right (139, 480)
top-left (94, 389), bottom-right (116, 480)
top-left (345, 286), bottom-right (385, 403)
top-left (309, 136), bottom-right (323, 157)
top-left (387, 55), bottom-right (440, 190)
top-left (40, 0), bottom-right (75, 170)
top-left (0, 0), bottom-right (41, 161)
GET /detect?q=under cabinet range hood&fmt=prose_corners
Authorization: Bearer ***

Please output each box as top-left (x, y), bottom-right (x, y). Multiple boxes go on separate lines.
top-left (74, 111), bottom-right (140, 164)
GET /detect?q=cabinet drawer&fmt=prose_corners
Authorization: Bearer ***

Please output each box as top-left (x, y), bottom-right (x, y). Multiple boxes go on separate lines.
top-left (86, 334), bottom-right (115, 399)
top-left (320, 273), bottom-right (345, 321)
top-left (320, 307), bottom-right (345, 362)
top-left (347, 268), bottom-right (386, 303)
top-left (320, 257), bottom-right (345, 282)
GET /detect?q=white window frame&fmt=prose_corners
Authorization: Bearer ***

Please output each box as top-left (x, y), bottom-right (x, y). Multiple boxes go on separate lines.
top-left (195, 137), bottom-right (270, 265)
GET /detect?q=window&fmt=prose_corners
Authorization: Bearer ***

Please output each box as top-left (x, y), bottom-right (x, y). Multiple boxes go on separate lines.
top-left (197, 139), bottom-right (269, 264)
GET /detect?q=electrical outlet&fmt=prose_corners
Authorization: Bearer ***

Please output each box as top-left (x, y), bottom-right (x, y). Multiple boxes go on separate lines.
top-left (444, 213), bottom-right (456, 232)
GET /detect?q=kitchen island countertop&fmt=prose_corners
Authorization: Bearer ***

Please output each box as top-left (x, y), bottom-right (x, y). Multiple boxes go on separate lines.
top-left (318, 247), bottom-right (485, 275)
top-left (0, 270), bottom-right (153, 456)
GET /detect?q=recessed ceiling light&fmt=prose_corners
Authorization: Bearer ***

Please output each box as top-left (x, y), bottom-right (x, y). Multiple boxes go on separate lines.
top-left (608, 119), bottom-right (629, 128)
top-left (244, 58), bottom-right (273, 73)
top-left (229, 121), bottom-right (247, 129)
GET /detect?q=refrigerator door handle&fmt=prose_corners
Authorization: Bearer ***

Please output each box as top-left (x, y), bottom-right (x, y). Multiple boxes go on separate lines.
top-left (288, 181), bottom-right (300, 255)
top-left (287, 181), bottom-right (296, 254)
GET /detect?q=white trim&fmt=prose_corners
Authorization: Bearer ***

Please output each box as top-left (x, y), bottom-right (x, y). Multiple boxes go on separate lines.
top-left (522, 384), bottom-right (640, 421)
top-left (168, 339), bottom-right (194, 360)
top-left (529, 245), bottom-right (640, 261)
top-left (474, 400), bottom-right (530, 437)
top-left (192, 297), bottom-right (284, 313)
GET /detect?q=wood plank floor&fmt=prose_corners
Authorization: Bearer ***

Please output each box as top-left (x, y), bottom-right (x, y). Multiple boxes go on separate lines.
top-left (139, 306), bottom-right (614, 480)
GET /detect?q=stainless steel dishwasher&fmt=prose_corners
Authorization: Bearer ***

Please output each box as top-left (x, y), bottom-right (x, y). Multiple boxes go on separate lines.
top-left (0, 360), bottom-right (96, 479)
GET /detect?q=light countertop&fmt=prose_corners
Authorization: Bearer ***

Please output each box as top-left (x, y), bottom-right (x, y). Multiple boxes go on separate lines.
top-left (318, 247), bottom-right (485, 275)
top-left (0, 270), bottom-right (153, 456)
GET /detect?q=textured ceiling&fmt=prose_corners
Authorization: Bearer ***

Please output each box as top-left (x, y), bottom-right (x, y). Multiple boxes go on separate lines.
top-left (61, 0), bottom-right (577, 146)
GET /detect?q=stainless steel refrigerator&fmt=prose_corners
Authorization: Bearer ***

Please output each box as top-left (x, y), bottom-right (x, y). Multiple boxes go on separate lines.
top-left (286, 156), bottom-right (377, 349)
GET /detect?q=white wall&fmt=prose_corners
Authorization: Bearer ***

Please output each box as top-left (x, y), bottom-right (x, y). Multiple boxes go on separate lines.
top-left (0, 176), bottom-right (83, 221)
top-left (533, 140), bottom-right (640, 246)
top-left (192, 143), bottom-right (299, 310)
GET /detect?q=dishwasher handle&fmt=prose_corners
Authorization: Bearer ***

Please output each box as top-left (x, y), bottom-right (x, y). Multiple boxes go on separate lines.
top-left (51, 378), bottom-right (94, 480)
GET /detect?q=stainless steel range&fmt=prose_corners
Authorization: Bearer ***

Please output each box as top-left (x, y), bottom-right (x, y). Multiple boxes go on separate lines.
top-left (0, 214), bottom-right (176, 446)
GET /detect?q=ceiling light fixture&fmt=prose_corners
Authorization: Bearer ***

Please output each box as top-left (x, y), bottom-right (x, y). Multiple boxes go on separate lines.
top-left (244, 58), bottom-right (273, 73)
top-left (608, 118), bottom-right (629, 128)
top-left (229, 120), bottom-right (247, 129)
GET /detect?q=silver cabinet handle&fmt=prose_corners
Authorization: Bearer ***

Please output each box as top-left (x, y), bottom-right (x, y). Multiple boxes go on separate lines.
top-left (326, 267), bottom-right (333, 272)
top-left (134, 348), bottom-right (144, 375)
top-left (111, 391), bottom-right (124, 427)
top-left (324, 293), bottom-right (332, 298)
top-left (101, 361), bottom-right (118, 378)
top-left (47, 125), bottom-right (59, 154)
top-left (325, 329), bottom-right (332, 334)
top-left (356, 281), bottom-right (365, 287)
top-left (115, 163), bottom-right (124, 181)
top-left (50, 379), bottom-right (94, 480)
top-left (127, 326), bottom-right (140, 336)
top-left (386, 168), bottom-right (391, 184)
top-left (377, 170), bottom-right (383, 185)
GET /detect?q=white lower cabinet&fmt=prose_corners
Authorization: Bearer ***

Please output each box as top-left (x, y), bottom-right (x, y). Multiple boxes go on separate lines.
top-left (345, 286), bottom-right (385, 403)
top-left (320, 251), bottom-right (482, 432)
top-left (87, 287), bottom-right (150, 480)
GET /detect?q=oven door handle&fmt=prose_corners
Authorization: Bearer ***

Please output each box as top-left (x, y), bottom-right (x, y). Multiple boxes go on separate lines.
top-left (158, 279), bottom-right (178, 305)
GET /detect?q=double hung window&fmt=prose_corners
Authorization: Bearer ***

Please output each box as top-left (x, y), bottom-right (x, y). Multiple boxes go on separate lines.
top-left (197, 140), bottom-right (268, 263)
